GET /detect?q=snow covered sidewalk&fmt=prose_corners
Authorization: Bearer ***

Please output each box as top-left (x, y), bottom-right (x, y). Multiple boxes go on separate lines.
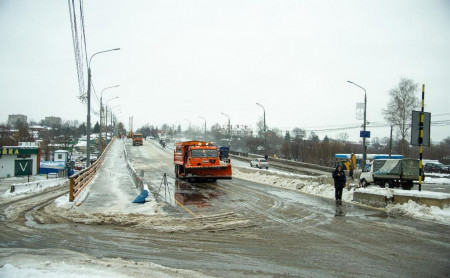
top-left (57, 140), bottom-right (160, 215)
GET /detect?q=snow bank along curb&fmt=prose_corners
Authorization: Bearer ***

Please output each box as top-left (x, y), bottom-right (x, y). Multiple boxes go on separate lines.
top-left (354, 188), bottom-right (450, 209)
top-left (235, 166), bottom-right (333, 184)
top-left (231, 153), bottom-right (333, 175)
top-left (3, 178), bottom-right (67, 198)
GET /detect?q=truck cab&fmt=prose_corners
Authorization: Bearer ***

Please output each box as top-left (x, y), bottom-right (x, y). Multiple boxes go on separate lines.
top-left (132, 133), bottom-right (143, 146)
top-left (174, 141), bottom-right (232, 181)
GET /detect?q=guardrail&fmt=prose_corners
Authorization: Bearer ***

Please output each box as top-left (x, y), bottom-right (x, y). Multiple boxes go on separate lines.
top-left (122, 140), bottom-right (148, 193)
top-left (69, 137), bottom-right (115, 202)
top-left (230, 152), bottom-right (334, 175)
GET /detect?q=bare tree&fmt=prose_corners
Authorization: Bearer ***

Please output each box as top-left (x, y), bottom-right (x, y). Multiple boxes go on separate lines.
top-left (336, 132), bottom-right (349, 142)
top-left (383, 78), bottom-right (420, 155)
top-left (292, 127), bottom-right (306, 139)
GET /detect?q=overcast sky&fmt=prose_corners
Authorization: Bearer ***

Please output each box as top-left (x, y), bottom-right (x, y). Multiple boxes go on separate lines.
top-left (0, 0), bottom-right (449, 143)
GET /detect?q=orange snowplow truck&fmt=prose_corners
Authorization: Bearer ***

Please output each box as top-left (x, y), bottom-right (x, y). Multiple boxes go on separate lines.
top-left (174, 141), bottom-right (232, 181)
top-left (132, 133), bottom-right (143, 146)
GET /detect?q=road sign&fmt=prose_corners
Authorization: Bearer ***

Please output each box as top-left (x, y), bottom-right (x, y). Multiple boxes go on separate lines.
top-left (411, 111), bottom-right (431, 147)
top-left (360, 131), bottom-right (371, 138)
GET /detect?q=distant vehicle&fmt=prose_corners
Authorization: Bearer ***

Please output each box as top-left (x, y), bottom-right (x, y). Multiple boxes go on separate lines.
top-left (359, 159), bottom-right (424, 190)
top-left (218, 146), bottom-right (230, 163)
top-left (424, 162), bottom-right (449, 173)
top-left (250, 158), bottom-right (269, 169)
top-left (132, 133), bottom-right (143, 146)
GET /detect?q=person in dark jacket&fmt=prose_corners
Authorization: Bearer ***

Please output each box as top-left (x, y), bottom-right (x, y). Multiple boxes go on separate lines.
top-left (332, 165), bottom-right (346, 202)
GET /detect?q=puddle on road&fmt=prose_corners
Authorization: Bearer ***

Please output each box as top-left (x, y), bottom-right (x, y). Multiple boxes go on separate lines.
top-left (174, 180), bottom-right (222, 208)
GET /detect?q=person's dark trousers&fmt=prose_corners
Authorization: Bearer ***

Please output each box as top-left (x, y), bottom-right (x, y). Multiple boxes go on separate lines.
top-left (335, 187), bottom-right (343, 201)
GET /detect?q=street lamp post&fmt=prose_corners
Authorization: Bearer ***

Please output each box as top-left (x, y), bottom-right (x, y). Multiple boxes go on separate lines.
top-left (105, 97), bottom-right (119, 142)
top-left (347, 80), bottom-right (367, 169)
top-left (110, 109), bottom-right (121, 138)
top-left (86, 48), bottom-right (120, 167)
top-left (221, 112), bottom-right (231, 148)
top-left (100, 85), bottom-right (119, 152)
top-left (256, 103), bottom-right (266, 157)
top-left (184, 119), bottom-right (191, 139)
top-left (199, 116), bottom-right (206, 142)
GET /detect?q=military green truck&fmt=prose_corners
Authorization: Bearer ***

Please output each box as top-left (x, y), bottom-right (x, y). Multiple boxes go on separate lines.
top-left (359, 159), bottom-right (424, 190)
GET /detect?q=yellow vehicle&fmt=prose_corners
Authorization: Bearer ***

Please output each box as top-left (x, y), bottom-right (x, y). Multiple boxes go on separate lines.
top-left (334, 153), bottom-right (403, 170)
top-left (334, 154), bottom-right (357, 170)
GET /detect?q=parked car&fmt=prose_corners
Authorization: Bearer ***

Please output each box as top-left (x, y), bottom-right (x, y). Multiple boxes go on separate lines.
top-left (250, 158), bottom-right (269, 169)
top-left (424, 162), bottom-right (449, 173)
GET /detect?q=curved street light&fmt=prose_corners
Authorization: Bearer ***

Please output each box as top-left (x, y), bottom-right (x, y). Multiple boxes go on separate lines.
top-left (100, 85), bottom-right (119, 151)
top-left (347, 80), bottom-right (367, 169)
top-left (105, 97), bottom-right (119, 142)
top-left (184, 119), bottom-right (191, 139)
top-left (199, 116), bottom-right (206, 142)
top-left (256, 103), bottom-right (266, 156)
top-left (86, 47), bottom-right (120, 167)
top-left (221, 112), bottom-right (231, 148)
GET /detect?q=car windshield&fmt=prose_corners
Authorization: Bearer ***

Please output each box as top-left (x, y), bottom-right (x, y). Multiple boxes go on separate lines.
top-left (260, 159), bottom-right (267, 163)
top-left (191, 149), bottom-right (218, 158)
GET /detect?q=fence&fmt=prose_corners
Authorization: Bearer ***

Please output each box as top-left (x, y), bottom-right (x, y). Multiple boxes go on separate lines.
top-left (69, 137), bottom-right (115, 202)
top-left (122, 140), bottom-right (148, 193)
top-left (230, 152), bottom-right (334, 174)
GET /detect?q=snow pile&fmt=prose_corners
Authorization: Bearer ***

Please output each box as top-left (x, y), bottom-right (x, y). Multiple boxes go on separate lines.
top-left (0, 248), bottom-right (211, 278)
top-left (423, 173), bottom-right (450, 185)
top-left (391, 189), bottom-right (450, 199)
top-left (386, 200), bottom-right (450, 224)
top-left (233, 167), bottom-right (355, 202)
top-left (2, 178), bottom-right (67, 198)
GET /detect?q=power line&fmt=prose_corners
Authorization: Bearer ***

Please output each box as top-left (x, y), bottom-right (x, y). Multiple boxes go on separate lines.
top-left (68, 0), bottom-right (85, 99)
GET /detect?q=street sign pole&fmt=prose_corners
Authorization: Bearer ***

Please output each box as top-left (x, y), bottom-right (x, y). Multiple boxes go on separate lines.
top-left (418, 85), bottom-right (425, 191)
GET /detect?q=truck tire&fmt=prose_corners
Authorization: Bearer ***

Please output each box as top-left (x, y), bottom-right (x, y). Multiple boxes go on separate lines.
top-left (360, 179), bottom-right (368, 188)
top-left (382, 180), bottom-right (392, 188)
top-left (401, 182), bottom-right (413, 190)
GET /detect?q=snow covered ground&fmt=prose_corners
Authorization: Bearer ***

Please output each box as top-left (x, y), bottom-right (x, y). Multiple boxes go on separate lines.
top-left (0, 248), bottom-right (211, 278)
top-left (2, 176), bottom-right (67, 199)
top-left (232, 167), bottom-right (450, 225)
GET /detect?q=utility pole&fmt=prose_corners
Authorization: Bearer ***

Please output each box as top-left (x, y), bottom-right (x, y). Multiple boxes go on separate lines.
top-left (347, 81), bottom-right (367, 170)
top-left (199, 116), bottom-right (207, 142)
top-left (256, 103), bottom-right (266, 157)
top-left (221, 112), bottom-right (231, 148)
top-left (86, 48), bottom-right (120, 167)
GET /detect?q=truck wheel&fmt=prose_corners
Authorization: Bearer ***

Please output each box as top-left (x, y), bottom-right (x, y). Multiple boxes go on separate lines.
top-left (401, 182), bottom-right (413, 190)
top-left (360, 179), bottom-right (368, 188)
top-left (383, 180), bottom-right (391, 188)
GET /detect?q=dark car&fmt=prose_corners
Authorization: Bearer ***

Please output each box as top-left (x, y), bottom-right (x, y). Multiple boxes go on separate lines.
top-left (424, 163), bottom-right (449, 173)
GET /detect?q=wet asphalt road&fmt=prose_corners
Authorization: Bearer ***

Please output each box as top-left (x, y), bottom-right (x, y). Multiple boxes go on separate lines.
top-left (0, 139), bottom-right (449, 277)
top-left (122, 139), bottom-right (450, 277)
